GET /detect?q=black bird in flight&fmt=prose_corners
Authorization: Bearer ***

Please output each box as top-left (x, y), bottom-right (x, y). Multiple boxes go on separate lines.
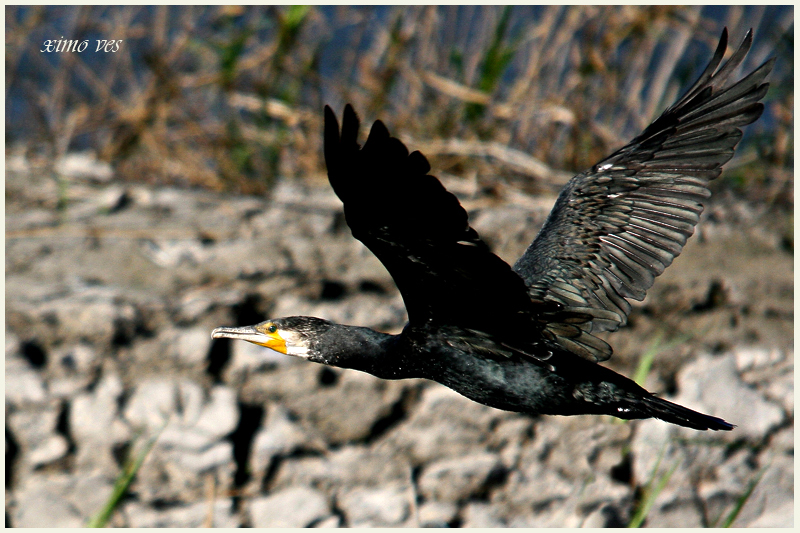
top-left (213, 29), bottom-right (773, 430)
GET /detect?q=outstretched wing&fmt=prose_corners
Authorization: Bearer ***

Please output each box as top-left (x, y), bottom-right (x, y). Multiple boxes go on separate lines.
top-left (513, 28), bottom-right (773, 359)
top-left (324, 104), bottom-right (573, 353)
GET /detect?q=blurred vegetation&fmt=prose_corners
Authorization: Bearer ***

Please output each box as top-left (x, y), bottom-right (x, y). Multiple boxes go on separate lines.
top-left (5, 6), bottom-right (793, 205)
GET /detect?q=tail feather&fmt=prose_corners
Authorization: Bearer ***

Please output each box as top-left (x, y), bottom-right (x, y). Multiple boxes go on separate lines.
top-left (637, 394), bottom-right (734, 431)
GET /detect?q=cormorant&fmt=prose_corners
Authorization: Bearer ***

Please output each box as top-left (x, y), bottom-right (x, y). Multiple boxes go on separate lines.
top-left (213, 29), bottom-right (773, 430)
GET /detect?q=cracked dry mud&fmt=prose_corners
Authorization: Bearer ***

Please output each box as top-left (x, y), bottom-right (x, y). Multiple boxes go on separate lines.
top-left (5, 155), bottom-right (793, 527)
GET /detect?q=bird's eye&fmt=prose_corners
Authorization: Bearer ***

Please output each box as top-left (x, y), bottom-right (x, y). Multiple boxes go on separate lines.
top-left (267, 324), bottom-right (277, 334)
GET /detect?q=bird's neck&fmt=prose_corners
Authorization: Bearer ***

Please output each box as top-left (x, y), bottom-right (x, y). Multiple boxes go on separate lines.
top-left (310, 326), bottom-right (414, 380)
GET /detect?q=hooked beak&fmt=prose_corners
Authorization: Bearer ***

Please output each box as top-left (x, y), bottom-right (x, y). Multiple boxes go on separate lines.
top-left (211, 325), bottom-right (288, 354)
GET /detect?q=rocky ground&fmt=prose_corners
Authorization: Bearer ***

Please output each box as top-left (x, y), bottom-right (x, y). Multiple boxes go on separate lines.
top-left (5, 152), bottom-right (793, 527)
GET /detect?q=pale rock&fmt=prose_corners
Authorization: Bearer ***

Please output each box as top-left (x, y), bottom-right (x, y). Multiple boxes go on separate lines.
top-left (249, 486), bottom-right (330, 527)
top-left (418, 452), bottom-right (501, 502)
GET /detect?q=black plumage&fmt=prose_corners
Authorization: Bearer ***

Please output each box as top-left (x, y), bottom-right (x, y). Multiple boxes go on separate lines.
top-left (213, 29), bottom-right (772, 431)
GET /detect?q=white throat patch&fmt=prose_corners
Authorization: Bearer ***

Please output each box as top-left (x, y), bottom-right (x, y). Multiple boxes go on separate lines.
top-left (285, 344), bottom-right (310, 358)
top-left (281, 329), bottom-right (310, 358)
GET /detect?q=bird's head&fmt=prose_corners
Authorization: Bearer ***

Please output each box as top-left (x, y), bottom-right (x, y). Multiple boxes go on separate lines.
top-left (211, 316), bottom-right (334, 359)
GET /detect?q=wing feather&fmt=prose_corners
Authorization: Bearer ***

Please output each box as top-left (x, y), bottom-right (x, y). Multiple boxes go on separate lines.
top-left (324, 105), bottom-right (575, 363)
top-left (513, 28), bottom-right (772, 358)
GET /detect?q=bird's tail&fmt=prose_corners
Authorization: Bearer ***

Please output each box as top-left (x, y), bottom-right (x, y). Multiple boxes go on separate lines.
top-left (635, 394), bottom-right (734, 431)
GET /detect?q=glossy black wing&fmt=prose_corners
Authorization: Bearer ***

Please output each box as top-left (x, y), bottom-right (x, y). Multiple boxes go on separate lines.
top-left (513, 28), bottom-right (773, 360)
top-left (324, 104), bottom-right (570, 351)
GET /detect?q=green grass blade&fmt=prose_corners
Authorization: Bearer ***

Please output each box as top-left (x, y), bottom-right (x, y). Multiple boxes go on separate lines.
top-left (628, 441), bottom-right (680, 528)
top-left (477, 5), bottom-right (514, 94)
top-left (632, 332), bottom-right (662, 387)
top-left (466, 5), bottom-right (516, 123)
top-left (86, 431), bottom-right (161, 528)
top-left (633, 330), bottom-right (696, 387)
top-left (715, 465), bottom-right (768, 527)
top-left (285, 5), bottom-right (310, 29)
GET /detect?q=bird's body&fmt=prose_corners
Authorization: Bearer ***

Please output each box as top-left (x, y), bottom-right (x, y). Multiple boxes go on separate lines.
top-left (213, 29), bottom-right (773, 431)
top-left (242, 317), bottom-right (730, 429)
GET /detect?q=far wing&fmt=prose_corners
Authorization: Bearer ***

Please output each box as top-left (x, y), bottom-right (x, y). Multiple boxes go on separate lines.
top-left (513, 28), bottom-right (773, 359)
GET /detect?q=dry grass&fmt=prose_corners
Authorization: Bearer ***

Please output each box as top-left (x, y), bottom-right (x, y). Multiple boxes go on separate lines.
top-left (5, 6), bottom-right (793, 201)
